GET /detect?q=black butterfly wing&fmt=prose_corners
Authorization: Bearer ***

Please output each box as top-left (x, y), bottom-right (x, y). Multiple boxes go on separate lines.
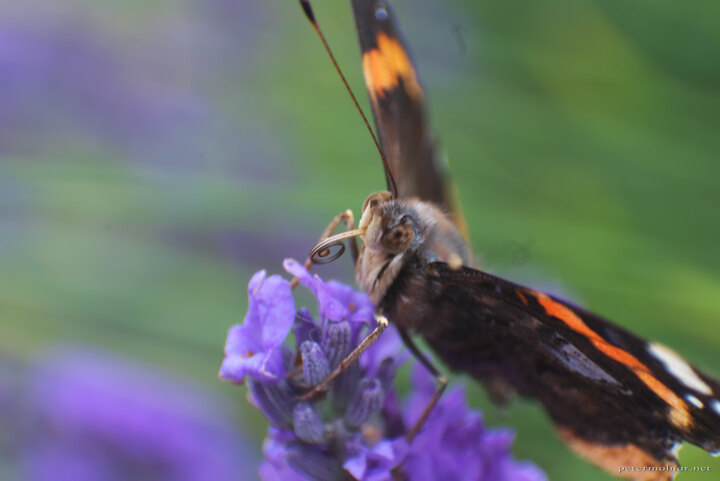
top-left (350, 0), bottom-right (467, 236)
top-left (415, 261), bottom-right (720, 470)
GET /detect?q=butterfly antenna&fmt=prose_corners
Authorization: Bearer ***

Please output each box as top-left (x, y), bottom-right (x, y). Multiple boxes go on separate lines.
top-left (298, 0), bottom-right (399, 198)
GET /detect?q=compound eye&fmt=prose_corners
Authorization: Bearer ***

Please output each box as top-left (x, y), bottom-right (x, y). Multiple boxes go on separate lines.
top-left (399, 214), bottom-right (414, 226)
top-left (382, 223), bottom-right (414, 254)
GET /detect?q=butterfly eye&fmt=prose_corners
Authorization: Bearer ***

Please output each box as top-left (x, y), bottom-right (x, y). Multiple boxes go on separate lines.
top-left (400, 214), bottom-right (415, 225)
top-left (382, 222), bottom-right (414, 254)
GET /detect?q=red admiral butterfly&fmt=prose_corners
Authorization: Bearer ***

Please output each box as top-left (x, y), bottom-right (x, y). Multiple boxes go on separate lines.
top-left (298, 1), bottom-right (720, 479)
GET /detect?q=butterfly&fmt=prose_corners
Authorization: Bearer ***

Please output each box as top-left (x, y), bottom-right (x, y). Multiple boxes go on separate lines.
top-left (300, 1), bottom-right (720, 479)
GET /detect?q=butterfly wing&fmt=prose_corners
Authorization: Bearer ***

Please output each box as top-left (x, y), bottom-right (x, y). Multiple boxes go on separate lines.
top-left (350, 0), bottom-right (467, 237)
top-left (401, 261), bottom-right (720, 473)
top-left (349, 1), bottom-right (720, 476)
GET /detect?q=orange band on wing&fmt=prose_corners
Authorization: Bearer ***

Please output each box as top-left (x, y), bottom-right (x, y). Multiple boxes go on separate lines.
top-left (536, 294), bottom-right (691, 428)
top-left (362, 32), bottom-right (423, 102)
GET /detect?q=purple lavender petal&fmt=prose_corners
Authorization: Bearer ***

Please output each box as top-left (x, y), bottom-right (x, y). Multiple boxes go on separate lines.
top-left (343, 451), bottom-right (369, 480)
top-left (408, 355), bottom-right (436, 396)
top-left (402, 363), bottom-right (547, 481)
top-left (282, 258), bottom-right (317, 287)
top-left (283, 258), bottom-right (373, 327)
top-left (283, 259), bottom-right (345, 320)
top-left (259, 428), bottom-right (306, 481)
top-left (343, 438), bottom-right (409, 481)
top-left (407, 383), bottom-right (490, 480)
top-left (247, 271), bottom-right (295, 350)
top-left (255, 275), bottom-right (295, 349)
top-left (220, 270), bottom-right (294, 383)
top-left (324, 280), bottom-right (375, 325)
top-left (220, 325), bottom-right (282, 383)
top-left (492, 462), bottom-right (549, 481)
top-left (480, 430), bottom-right (547, 481)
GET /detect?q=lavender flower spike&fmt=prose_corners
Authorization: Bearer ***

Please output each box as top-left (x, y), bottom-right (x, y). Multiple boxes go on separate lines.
top-left (220, 269), bottom-right (294, 383)
top-left (222, 261), bottom-right (547, 481)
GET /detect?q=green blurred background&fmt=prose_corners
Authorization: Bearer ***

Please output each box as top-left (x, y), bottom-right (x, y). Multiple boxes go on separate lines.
top-left (1, 0), bottom-right (719, 479)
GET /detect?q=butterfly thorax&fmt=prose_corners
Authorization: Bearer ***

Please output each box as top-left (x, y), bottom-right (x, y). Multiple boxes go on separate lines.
top-left (355, 191), bottom-right (470, 307)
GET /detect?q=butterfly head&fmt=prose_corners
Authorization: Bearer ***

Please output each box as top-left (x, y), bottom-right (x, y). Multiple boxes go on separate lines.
top-left (356, 191), bottom-right (470, 305)
top-left (358, 191), bottom-right (418, 255)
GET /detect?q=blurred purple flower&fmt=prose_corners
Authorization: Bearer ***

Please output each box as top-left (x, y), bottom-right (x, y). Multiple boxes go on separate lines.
top-left (24, 346), bottom-right (258, 481)
top-left (0, 23), bottom-right (209, 157)
top-left (0, 2), bottom-right (286, 180)
top-left (220, 269), bottom-right (295, 384)
top-left (403, 365), bottom-right (546, 481)
top-left (221, 260), bottom-right (547, 481)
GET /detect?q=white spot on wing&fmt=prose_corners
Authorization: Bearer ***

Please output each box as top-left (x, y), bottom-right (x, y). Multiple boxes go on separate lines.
top-left (712, 399), bottom-right (720, 416)
top-left (670, 442), bottom-right (682, 459)
top-left (375, 5), bottom-right (388, 21)
top-left (648, 343), bottom-right (712, 395)
top-left (685, 394), bottom-right (704, 409)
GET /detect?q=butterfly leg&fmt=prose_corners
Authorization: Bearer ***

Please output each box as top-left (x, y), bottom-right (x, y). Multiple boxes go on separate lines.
top-left (290, 209), bottom-right (358, 289)
top-left (398, 327), bottom-right (448, 442)
top-left (297, 314), bottom-right (389, 402)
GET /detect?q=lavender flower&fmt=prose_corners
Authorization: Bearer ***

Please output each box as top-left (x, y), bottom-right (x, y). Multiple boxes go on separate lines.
top-left (284, 258), bottom-right (374, 328)
top-left (221, 260), bottom-right (547, 481)
top-left (220, 269), bottom-right (295, 384)
top-left (24, 346), bottom-right (258, 481)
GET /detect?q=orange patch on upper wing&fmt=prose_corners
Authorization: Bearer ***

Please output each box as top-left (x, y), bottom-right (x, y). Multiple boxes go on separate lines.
top-left (536, 293), bottom-right (691, 428)
top-left (362, 32), bottom-right (423, 102)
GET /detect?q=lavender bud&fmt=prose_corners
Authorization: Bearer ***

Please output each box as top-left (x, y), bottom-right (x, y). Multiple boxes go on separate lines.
top-left (263, 381), bottom-right (296, 425)
top-left (376, 357), bottom-right (396, 391)
top-left (248, 380), bottom-right (293, 426)
top-left (293, 402), bottom-right (325, 444)
top-left (321, 320), bottom-right (352, 368)
top-left (286, 442), bottom-right (343, 481)
top-left (300, 341), bottom-right (330, 386)
top-left (294, 308), bottom-right (320, 345)
top-left (331, 359), bottom-right (362, 408)
top-left (345, 378), bottom-right (384, 429)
